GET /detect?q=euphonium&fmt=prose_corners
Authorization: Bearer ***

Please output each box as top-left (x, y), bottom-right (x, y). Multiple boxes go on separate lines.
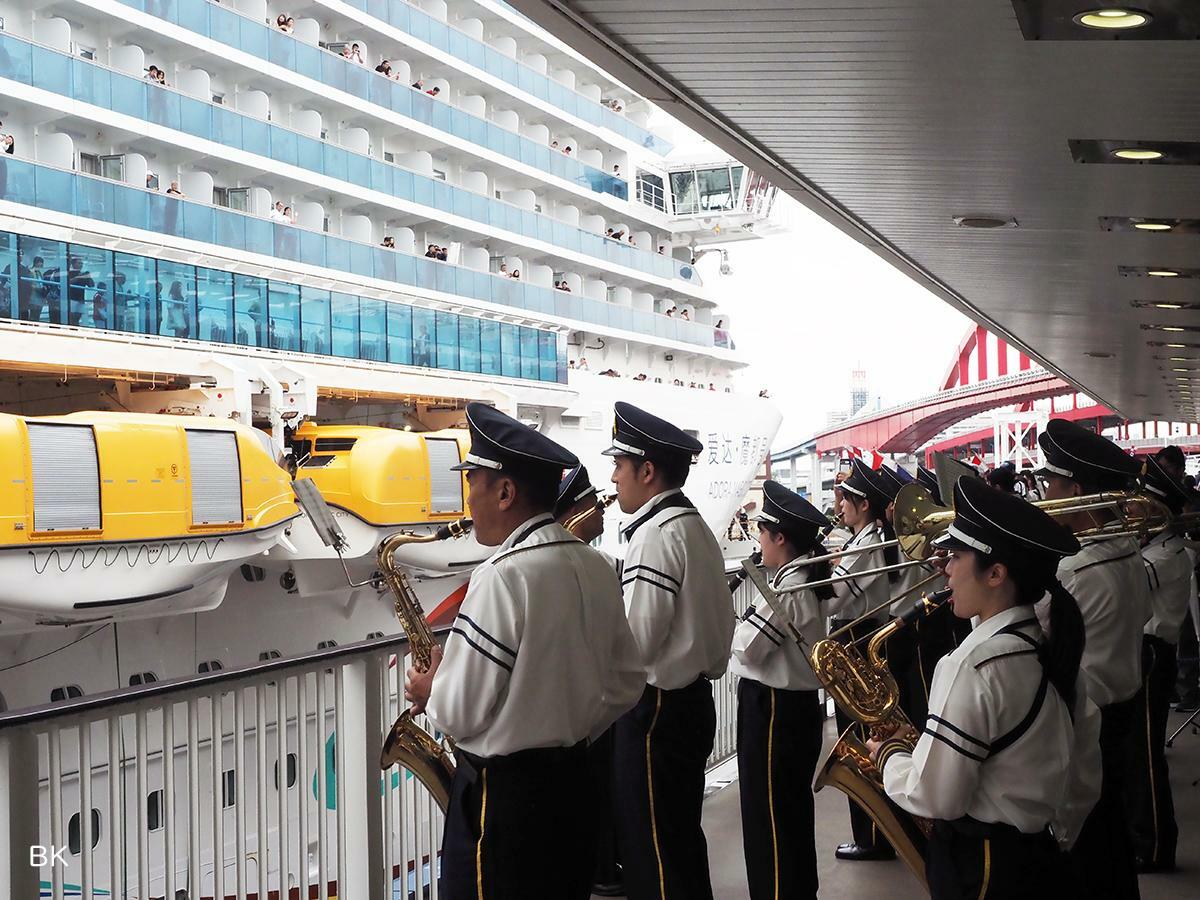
top-left (378, 517), bottom-right (472, 812)
top-left (809, 588), bottom-right (953, 888)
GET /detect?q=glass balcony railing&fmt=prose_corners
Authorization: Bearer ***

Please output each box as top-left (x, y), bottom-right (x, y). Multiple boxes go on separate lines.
top-left (114, 0), bottom-right (630, 201)
top-left (0, 158), bottom-right (717, 348)
top-left (338, 0), bottom-right (673, 155)
top-left (0, 32), bottom-right (699, 288)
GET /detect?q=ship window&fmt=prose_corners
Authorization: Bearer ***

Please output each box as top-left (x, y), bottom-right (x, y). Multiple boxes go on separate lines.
top-left (258, 650), bottom-right (282, 661)
top-left (366, 631), bottom-right (385, 640)
top-left (696, 166), bottom-right (734, 212)
top-left (459, 316), bottom-right (481, 373)
top-left (426, 438), bottom-right (464, 513)
top-left (275, 753), bottom-right (298, 789)
top-left (500, 323), bottom-right (520, 378)
top-left (186, 430), bottom-right (243, 525)
top-left (79, 152), bottom-right (101, 176)
top-left (147, 789), bottom-right (164, 831)
top-left (386, 302), bottom-right (412, 365)
top-left (51, 685), bottom-right (84, 702)
top-left (128, 672), bottom-right (158, 686)
top-left (222, 769), bottom-right (236, 807)
top-left (317, 640), bottom-right (338, 650)
top-left (480, 320), bottom-right (501, 376)
top-left (68, 809), bottom-right (101, 853)
top-left (198, 659), bottom-right (223, 673)
top-left (27, 424), bottom-right (101, 532)
top-left (670, 170), bottom-right (698, 216)
top-left (435, 311), bottom-right (459, 370)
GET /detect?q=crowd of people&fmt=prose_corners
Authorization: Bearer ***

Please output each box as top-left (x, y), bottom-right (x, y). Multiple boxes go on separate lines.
top-left (424, 244), bottom-right (449, 261)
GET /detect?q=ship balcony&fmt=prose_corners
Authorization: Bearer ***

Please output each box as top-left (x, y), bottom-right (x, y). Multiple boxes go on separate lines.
top-left (48, 0), bottom-right (644, 213)
top-left (0, 155), bottom-right (724, 351)
top-left (0, 29), bottom-right (702, 292)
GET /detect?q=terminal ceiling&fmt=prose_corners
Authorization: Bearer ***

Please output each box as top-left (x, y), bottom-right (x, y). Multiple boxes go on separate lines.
top-left (511, 0), bottom-right (1200, 423)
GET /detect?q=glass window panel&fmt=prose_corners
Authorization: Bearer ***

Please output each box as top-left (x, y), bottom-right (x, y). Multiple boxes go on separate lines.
top-left (19, 236), bottom-right (68, 325)
top-left (157, 260), bottom-right (197, 339)
top-left (301, 287), bottom-right (331, 355)
top-left (479, 319), bottom-right (501, 376)
top-left (196, 266), bottom-right (234, 343)
top-left (268, 281), bottom-right (301, 351)
top-left (0, 232), bottom-right (16, 319)
top-left (519, 326), bottom-right (539, 380)
top-left (330, 292), bottom-right (359, 359)
top-left (67, 245), bottom-right (114, 330)
top-left (233, 274), bottom-right (267, 347)
top-left (500, 323), bottom-right (520, 378)
top-left (411, 307), bottom-right (435, 368)
top-left (696, 166), bottom-right (733, 211)
top-left (458, 316), bottom-right (480, 373)
top-left (670, 171), bottom-right (698, 216)
top-left (434, 310), bottom-right (459, 370)
top-left (538, 331), bottom-right (558, 362)
top-left (113, 251), bottom-right (156, 334)
top-left (360, 297), bottom-right (386, 362)
top-left (731, 165), bottom-right (744, 203)
top-left (385, 302), bottom-right (411, 365)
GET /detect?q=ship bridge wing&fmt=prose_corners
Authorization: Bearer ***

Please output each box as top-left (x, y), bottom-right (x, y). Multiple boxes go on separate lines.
top-left (511, 0), bottom-right (1200, 423)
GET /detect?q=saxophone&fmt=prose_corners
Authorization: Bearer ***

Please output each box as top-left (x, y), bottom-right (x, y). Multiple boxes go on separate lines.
top-left (809, 588), bottom-right (952, 888)
top-left (378, 517), bottom-right (472, 812)
top-left (562, 492), bottom-right (617, 537)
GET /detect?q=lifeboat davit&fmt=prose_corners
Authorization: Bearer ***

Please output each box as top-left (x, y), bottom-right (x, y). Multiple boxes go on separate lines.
top-left (0, 412), bottom-right (298, 630)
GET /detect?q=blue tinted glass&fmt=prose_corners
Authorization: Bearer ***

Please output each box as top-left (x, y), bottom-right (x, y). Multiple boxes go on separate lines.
top-left (330, 291), bottom-right (359, 359)
top-left (411, 308), bottom-right (435, 367)
top-left (435, 310), bottom-right (459, 370)
top-left (67, 245), bottom-right (114, 330)
top-left (479, 319), bottom-right (501, 375)
top-left (0, 232), bottom-right (16, 318)
top-left (114, 251), bottom-right (157, 334)
top-left (359, 297), bottom-right (387, 362)
top-left (268, 281), bottom-right (301, 351)
top-left (196, 266), bottom-right (234, 343)
top-left (519, 327), bottom-right (539, 380)
top-left (233, 274), bottom-right (267, 347)
top-left (458, 316), bottom-right (480, 373)
top-left (20, 235), bottom-right (68, 326)
top-left (500, 324), bottom-right (520, 378)
top-left (301, 287), bottom-right (331, 355)
top-left (384, 302), bottom-right (410, 364)
top-left (538, 331), bottom-right (558, 362)
top-left (157, 260), bottom-right (197, 339)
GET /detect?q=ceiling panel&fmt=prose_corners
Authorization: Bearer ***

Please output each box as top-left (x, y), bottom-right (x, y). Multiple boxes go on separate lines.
top-left (512, 0), bottom-right (1200, 420)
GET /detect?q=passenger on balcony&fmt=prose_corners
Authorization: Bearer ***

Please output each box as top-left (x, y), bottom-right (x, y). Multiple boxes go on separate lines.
top-left (577, 357), bottom-right (589, 371)
top-left (628, 236), bottom-right (636, 246)
top-left (3, 134), bottom-right (14, 155)
top-left (509, 268), bottom-right (519, 279)
top-left (551, 141), bottom-right (560, 150)
top-left (381, 236), bottom-right (396, 249)
top-left (427, 86), bottom-right (442, 98)
top-left (665, 305), bottom-right (676, 317)
top-left (269, 201), bottom-right (287, 222)
top-left (412, 79), bottom-right (424, 90)
top-left (613, 164), bottom-right (621, 178)
top-left (498, 263), bottom-right (509, 276)
top-left (282, 206), bottom-right (295, 225)
top-left (563, 146), bottom-right (573, 156)
top-left (680, 309), bottom-right (690, 320)
top-left (67, 256), bottom-right (95, 326)
top-left (166, 181), bottom-right (185, 198)
top-left (375, 60), bottom-right (391, 76)
top-left (348, 43), bottom-right (365, 64)
top-left (155, 69), bottom-right (167, 86)
top-left (657, 245), bottom-right (666, 255)
top-left (144, 65), bottom-right (158, 82)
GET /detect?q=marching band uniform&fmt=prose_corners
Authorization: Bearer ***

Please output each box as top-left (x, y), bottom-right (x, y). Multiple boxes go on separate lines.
top-left (1128, 457), bottom-right (1189, 871)
top-left (877, 476), bottom-right (1102, 900)
top-left (427, 403), bottom-right (645, 900)
top-left (828, 459), bottom-right (896, 859)
top-left (731, 481), bottom-right (830, 900)
top-left (1035, 419), bottom-right (1148, 899)
top-left (605, 402), bottom-right (735, 900)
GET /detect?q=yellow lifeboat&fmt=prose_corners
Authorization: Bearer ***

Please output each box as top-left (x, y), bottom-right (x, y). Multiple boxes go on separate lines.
top-left (0, 412), bottom-right (297, 629)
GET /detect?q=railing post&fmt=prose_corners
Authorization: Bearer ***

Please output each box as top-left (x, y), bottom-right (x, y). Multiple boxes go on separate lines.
top-left (0, 729), bottom-right (41, 899)
top-left (338, 656), bottom-right (386, 900)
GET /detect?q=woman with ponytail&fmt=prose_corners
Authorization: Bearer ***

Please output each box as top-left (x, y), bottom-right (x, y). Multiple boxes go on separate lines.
top-left (866, 475), bottom-right (1102, 900)
top-left (731, 480), bottom-right (834, 900)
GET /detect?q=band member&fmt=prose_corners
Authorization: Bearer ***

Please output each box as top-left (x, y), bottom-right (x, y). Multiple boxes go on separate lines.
top-left (1036, 418), bottom-right (1148, 899)
top-left (554, 464), bottom-right (623, 897)
top-left (605, 401), bottom-right (734, 900)
top-left (827, 458), bottom-right (899, 861)
top-left (406, 402), bottom-right (645, 900)
top-left (869, 476), bottom-right (1101, 900)
top-left (916, 463), bottom-right (943, 505)
top-left (1128, 456), bottom-right (1190, 871)
top-left (732, 480), bottom-right (832, 900)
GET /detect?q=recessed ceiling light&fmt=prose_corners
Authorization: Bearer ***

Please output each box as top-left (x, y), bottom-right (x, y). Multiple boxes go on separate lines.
top-left (1174, 368), bottom-right (1191, 372)
top-left (1075, 9), bottom-right (1151, 29)
top-left (1148, 270), bottom-right (1180, 277)
top-left (1155, 303), bottom-right (1185, 310)
top-left (1113, 148), bottom-right (1163, 160)
top-left (1135, 221), bottom-right (1174, 232)
top-left (953, 216), bottom-right (1018, 229)
top-left (1168, 343), bottom-right (1189, 348)
top-left (1162, 326), bottom-right (1186, 332)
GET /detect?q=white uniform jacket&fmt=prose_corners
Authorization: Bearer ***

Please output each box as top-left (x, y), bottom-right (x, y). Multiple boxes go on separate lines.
top-left (880, 606), bottom-right (1101, 840)
top-left (889, 561), bottom-right (942, 616)
top-left (620, 489), bottom-right (735, 690)
top-left (1045, 536), bottom-right (1150, 708)
top-left (829, 524), bottom-right (891, 620)
top-left (730, 554), bottom-right (823, 691)
top-left (427, 514), bottom-right (646, 757)
top-left (1142, 531), bottom-right (1192, 645)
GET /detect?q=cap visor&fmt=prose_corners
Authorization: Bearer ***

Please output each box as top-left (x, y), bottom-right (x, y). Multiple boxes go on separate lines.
top-left (449, 460), bottom-right (482, 472)
top-left (931, 531), bottom-right (972, 553)
top-left (601, 444), bottom-right (631, 457)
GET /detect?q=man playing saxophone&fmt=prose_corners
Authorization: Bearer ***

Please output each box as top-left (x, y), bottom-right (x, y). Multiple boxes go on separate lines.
top-left (405, 402), bottom-right (645, 899)
top-left (867, 476), bottom-right (1101, 900)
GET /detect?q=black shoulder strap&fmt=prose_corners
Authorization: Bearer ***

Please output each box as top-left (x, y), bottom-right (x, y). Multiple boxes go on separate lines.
top-left (986, 618), bottom-right (1049, 755)
top-left (622, 492), bottom-right (695, 541)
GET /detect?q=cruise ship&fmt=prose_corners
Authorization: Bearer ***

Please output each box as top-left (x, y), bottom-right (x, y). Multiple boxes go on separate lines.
top-left (0, 1), bottom-right (782, 895)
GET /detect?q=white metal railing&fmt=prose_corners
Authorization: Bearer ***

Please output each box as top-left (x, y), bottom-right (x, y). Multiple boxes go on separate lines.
top-left (709, 578), bottom-right (755, 767)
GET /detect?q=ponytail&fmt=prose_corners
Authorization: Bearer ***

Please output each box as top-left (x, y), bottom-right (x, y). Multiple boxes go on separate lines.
top-left (764, 522), bottom-right (834, 600)
top-left (807, 538), bottom-right (836, 601)
top-left (1040, 578), bottom-right (1086, 718)
top-left (867, 496), bottom-right (900, 584)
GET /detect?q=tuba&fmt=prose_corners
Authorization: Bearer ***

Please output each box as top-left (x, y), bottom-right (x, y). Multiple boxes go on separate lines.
top-left (810, 589), bottom-right (952, 888)
top-left (378, 518), bottom-right (472, 812)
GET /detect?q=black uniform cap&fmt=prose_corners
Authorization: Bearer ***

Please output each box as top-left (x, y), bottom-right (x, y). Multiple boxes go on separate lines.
top-left (933, 476), bottom-right (1080, 578)
top-left (752, 480), bottom-right (829, 547)
top-left (451, 402), bottom-right (578, 479)
top-left (1036, 418), bottom-right (1139, 488)
top-left (875, 464), bottom-right (914, 502)
top-left (555, 464), bottom-right (599, 518)
top-left (839, 458), bottom-right (894, 509)
top-left (1139, 455), bottom-right (1191, 515)
top-left (916, 465), bottom-right (943, 505)
top-left (602, 401), bottom-right (702, 463)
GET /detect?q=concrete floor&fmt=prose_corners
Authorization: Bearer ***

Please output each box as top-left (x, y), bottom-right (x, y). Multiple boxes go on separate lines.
top-left (600, 712), bottom-right (1200, 899)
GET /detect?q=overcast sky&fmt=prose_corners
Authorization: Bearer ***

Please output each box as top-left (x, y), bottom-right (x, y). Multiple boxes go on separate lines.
top-left (693, 196), bottom-right (972, 451)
